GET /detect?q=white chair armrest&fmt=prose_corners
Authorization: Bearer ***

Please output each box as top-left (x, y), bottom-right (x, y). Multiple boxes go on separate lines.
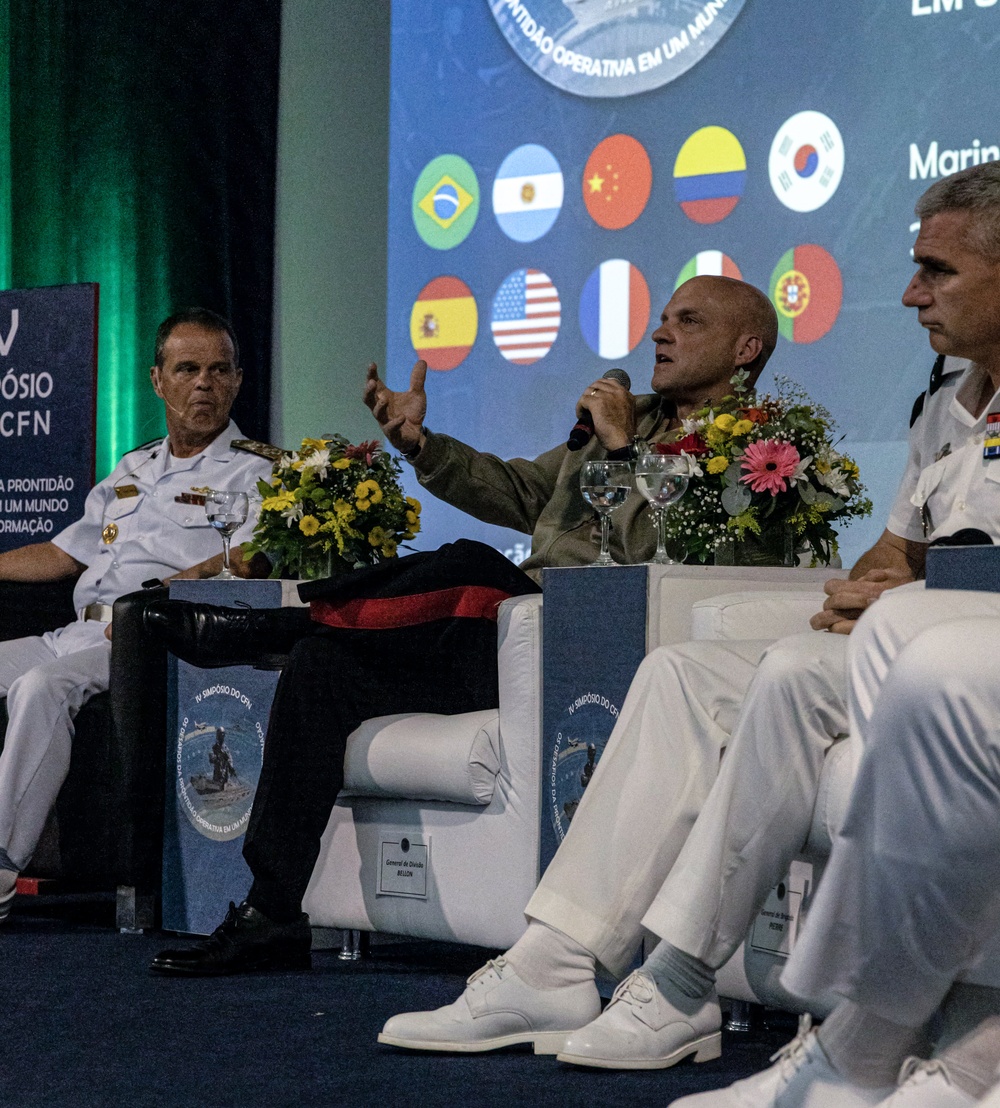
top-left (690, 591), bottom-right (827, 641)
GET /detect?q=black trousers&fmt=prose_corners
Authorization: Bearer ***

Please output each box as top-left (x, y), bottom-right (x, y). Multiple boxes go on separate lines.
top-left (242, 617), bottom-right (501, 921)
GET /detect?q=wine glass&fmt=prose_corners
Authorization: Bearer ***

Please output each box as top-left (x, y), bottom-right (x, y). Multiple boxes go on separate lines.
top-left (205, 490), bottom-right (249, 580)
top-left (580, 459), bottom-right (633, 567)
top-left (635, 453), bottom-right (690, 564)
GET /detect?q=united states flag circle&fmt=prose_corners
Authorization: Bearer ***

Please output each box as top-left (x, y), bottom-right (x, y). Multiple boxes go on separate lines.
top-left (490, 268), bottom-right (561, 365)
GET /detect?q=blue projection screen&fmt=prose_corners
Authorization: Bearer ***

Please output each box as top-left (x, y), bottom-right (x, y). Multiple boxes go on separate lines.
top-left (386, 0), bottom-right (999, 567)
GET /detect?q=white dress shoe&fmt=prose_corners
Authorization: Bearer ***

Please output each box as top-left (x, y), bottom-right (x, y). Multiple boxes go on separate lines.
top-left (875, 1058), bottom-right (977, 1106)
top-left (0, 869), bottom-right (15, 924)
top-left (556, 969), bottom-right (722, 1070)
top-left (668, 1016), bottom-right (895, 1107)
top-left (378, 956), bottom-right (601, 1054)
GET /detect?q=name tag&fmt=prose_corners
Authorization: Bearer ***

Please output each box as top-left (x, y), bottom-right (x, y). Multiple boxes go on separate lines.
top-left (115, 484), bottom-right (139, 499)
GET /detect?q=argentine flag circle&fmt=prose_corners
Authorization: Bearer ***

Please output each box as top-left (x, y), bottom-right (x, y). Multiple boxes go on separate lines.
top-left (492, 144), bottom-right (564, 244)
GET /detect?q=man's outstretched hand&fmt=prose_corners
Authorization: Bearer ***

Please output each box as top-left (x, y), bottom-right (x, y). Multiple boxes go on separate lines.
top-left (364, 360), bottom-right (428, 455)
top-left (810, 567), bottom-right (914, 635)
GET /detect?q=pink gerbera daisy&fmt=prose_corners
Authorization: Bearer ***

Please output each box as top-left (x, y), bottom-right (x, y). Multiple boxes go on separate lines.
top-left (740, 440), bottom-right (800, 496)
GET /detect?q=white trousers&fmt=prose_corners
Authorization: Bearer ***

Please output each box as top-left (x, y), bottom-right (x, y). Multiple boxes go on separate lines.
top-left (526, 630), bottom-right (850, 977)
top-left (783, 589), bottom-right (1000, 1027)
top-left (0, 620), bottom-right (111, 870)
top-left (529, 581), bottom-right (1000, 983)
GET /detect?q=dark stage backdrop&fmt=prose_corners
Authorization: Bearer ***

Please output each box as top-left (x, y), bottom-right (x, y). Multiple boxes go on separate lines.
top-left (0, 0), bottom-right (280, 479)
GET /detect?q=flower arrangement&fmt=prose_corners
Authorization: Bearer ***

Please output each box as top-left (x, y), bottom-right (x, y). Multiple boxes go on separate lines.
top-left (244, 435), bottom-right (421, 579)
top-left (658, 372), bottom-right (872, 565)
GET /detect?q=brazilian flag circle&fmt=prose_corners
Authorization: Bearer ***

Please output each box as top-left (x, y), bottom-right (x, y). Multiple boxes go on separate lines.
top-left (412, 155), bottom-right (480, 250)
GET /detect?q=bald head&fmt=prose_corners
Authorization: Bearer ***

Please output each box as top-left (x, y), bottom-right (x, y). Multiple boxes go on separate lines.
top-left (651, 276), bottom-right (778, 411)
top-left (683, 275), bottom-right (778, 382)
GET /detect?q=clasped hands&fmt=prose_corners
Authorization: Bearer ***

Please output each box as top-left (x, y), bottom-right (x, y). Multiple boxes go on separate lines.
top-left (810, 568), bottom-right (914, 635)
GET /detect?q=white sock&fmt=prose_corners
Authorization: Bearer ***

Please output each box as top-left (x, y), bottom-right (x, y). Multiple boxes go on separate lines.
top-left (503, 920), bottom-right (596, 990)
top-left (818, 1000), bottom-right (928, 1088)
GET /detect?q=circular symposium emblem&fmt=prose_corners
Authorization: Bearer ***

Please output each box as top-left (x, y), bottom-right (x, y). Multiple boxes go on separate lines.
top-left (548, 692), bottom-right (620, 845)
top-left (489, 0), bottom-right (749, 99)
top-left (175, 681), bottom-right (267, 843)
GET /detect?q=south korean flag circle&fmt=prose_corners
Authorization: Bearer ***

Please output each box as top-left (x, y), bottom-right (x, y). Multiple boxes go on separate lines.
top-left (768, 111), bottom-right (845, 213)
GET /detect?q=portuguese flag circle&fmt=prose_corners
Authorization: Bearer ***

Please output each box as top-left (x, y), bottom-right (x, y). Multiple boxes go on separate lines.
top-left (769, 244), bottom-right (843, 344)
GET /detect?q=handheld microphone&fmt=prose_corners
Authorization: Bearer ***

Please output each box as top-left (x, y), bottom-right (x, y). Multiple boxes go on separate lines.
top-left (567, 367), bottom-right (632, 451)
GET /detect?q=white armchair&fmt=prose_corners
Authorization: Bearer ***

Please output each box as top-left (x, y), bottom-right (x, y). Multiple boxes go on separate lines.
top-left (302, 593), bottom-right (543, 951)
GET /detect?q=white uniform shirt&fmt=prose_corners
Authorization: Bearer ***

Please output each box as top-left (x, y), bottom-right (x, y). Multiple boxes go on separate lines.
top-left (887, 358), bottom-right (1000, 543)
top-left (52, 420), bottom-right (273, 611)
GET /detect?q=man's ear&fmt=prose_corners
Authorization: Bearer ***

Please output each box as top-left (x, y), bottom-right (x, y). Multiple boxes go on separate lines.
top-left (734, 334), bottom-right (763, 368)
top-left (150, 364), bottom-right (163, 398)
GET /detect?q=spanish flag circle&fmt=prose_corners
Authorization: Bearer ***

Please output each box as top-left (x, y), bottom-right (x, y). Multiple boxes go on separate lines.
top-left (673, 126), bottom-right (747, 225)
top-left (410, 276), bottom-right (478, 371)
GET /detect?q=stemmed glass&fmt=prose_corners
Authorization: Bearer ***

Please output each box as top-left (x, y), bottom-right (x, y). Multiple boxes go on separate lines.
top-left (205, 490), bottom-right (249, 580)
top-left (580, 459), bottom-right (633, 567)
top-left (635, 453), bottom-right (690, 564)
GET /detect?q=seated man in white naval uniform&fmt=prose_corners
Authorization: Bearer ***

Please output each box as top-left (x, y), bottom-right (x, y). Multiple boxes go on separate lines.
top-left (0, 308), bottom-right (273, 921)
top-left (673, 592), bottom-right (1000, 1107)
top-left (381, 161), bottom-right (1000, 1072)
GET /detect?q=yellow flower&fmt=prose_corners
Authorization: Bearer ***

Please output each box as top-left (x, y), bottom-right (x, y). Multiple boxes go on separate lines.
top-left (261, 490), bottom-right (295, 512)
top-left (405, 516), bottom-right (421, 535)
top-left (355, 479), bottom-right (383, 504)
top-left (368, 526), bottom-right (388, 547)
top-left (300, 437), bottom-right (330, 453)
top-left (713, 413), bottom-right (736, 432)
top-left (730, 419), bottom-right (754, 436)
top-left (842, 459), bottom-right (860, 479)
top-left (333, 498), bottom-right (355, 520)
top-left (270, 476), bottom-right (282, 487)
top-left (405, 496), bottom-right (421, 512)
top-left (380, 540), bottom-right (398, 558)
top-left (706, 426), bottom-right (726, 448)
top-left (298, 515), bottom-right (320, 536)
top-left (332, 457), bottom-right (351, 470)
top-left (706, 456), bottom-right (729, 475)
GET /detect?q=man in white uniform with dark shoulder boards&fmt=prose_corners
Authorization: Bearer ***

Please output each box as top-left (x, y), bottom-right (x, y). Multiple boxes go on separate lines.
top-left (381, 162), bottom-right (1000, 1083)
top-left (0, 308), bottom-right (272, 922)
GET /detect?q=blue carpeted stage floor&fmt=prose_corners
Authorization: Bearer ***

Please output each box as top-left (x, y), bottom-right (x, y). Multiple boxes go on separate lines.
top-left (3, 895), bottom-right (796, 1107)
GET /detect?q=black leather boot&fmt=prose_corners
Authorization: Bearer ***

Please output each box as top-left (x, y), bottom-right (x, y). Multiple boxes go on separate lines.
top-left (149, 901), bottom-right (312, 976)
top-left (143, 600), bottom-right (315, 668)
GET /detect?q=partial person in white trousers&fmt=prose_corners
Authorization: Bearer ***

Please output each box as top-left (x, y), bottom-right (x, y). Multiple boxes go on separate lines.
top-left (380, 163), bottom-right (1000, 1071)
top-left (0, 308), bottom-right (272, 922)
top-left (673, 599), bottom-right (1000, 1106)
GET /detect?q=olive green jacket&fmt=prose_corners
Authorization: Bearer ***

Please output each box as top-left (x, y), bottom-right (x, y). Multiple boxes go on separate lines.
top-left (413, 394), bottom-right (677, 583)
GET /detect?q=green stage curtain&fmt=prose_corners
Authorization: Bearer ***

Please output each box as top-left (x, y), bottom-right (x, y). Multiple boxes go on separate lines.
top-left (0, 0), bottom-right (280, 478)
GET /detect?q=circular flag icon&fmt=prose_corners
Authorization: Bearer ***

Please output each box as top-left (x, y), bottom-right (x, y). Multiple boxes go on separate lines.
top-left (579, 259), bottom-right (650, 360)
top-left (583, 135), bottom-right (652, 231)
top-left (412, 155), bottom-right (480, 250)
top-left (491, 268), bottom-right (561, 366)
top-left (410, 276), bottom-right (478, 370)
top-left (769, 111), bottom-right (845, 213)
top-left (673, 126), bottom-right (747, 225)
top-left (674, 251), bottom-right (742, 290)
top-left (769, 245), bottom-right (843, 344)
top-left (493, 145), bottom-right (564, 243)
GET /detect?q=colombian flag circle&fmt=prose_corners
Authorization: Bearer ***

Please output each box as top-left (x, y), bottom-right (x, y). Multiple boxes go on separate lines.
top-left (769, 245), bottom-right (843, 344)
top-left (673, 127), bottom-right (747, 225)
top-left (582, 134), bottom-right (653, 231)
top-left (410, 276), bottom-right (478, 370)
